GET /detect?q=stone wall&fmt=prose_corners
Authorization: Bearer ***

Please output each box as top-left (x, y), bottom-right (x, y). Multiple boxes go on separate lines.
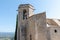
top-left (48, 26), bottom-right (60, 40)
top-left (27, 12), bottom-right (47, 40)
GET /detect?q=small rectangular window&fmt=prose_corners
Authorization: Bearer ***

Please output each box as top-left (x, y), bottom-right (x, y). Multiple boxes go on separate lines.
top-left (30, 35), bottom-right (32, 40)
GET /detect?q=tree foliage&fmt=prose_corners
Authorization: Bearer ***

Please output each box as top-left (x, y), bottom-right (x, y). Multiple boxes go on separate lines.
top-left (14, 15), bottom-right (18, 40)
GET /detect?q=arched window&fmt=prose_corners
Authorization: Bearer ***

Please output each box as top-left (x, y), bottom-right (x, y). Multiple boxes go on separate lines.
top-left (23, 9), bottom-right (27, 19)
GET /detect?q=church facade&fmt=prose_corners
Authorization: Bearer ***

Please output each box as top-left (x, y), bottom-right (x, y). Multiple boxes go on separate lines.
top-left (17, 4), bottom-right (60, 40)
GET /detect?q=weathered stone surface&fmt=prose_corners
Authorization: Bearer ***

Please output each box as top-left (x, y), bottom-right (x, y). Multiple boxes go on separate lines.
top-left (27, 12), bottom-right (47, 40)
top-left (47, 26), bottom-right (60, 40)
top-left (17, 4), bottom-right (60, 40)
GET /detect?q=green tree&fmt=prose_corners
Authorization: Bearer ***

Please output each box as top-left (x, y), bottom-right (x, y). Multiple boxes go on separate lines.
top-left (14, 15), bottom-right (18, 40)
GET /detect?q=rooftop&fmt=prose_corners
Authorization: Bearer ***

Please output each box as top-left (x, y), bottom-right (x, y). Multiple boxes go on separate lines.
top-left (18, 4), bottom-right (34, 10)
top-left (19, 4), bottom-right (34, 7)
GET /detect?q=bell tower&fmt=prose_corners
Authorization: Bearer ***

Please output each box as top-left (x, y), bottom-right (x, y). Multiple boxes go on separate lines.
top-left (18, 4), bottom-right (34, 20)
top-left (17, 4), bottom-right (34, 40)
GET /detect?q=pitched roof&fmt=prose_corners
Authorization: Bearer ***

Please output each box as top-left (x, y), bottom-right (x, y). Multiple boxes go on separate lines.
top-left (46, 18), bottom-right (60, 27)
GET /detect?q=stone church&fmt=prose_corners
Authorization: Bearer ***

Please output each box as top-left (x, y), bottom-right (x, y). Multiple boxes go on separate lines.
top-left (17, 4), bottom-right (60, 40)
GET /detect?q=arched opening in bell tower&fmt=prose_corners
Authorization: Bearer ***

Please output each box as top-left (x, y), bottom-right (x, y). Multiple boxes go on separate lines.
top-left (23, 9), bottom-right (27, 20)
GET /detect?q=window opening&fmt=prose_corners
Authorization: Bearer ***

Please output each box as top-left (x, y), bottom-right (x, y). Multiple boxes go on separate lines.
top-left (30, 34), bottom-right (32, 40)
top-left (54, 29), bottom-right (57, 33)
top-left (23, 9), bottom-right (27, 19)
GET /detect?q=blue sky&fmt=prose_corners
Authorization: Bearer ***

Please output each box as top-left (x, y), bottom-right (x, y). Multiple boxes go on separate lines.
top-left (0, 0), bottom-right (60, 32)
